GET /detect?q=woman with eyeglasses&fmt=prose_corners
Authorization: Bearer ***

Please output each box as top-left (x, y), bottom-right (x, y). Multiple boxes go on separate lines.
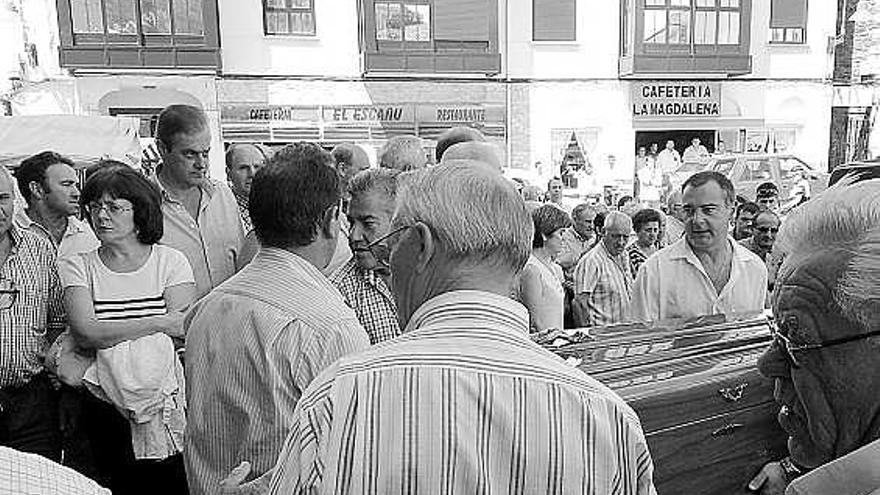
top-left (519, 204), bottom-right (570, 333)
top-left (58, 164), bottom-right (195, 494)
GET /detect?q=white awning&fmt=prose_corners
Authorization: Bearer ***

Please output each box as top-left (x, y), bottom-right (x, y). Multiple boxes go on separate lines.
top-left (0, 115), bottom-right (142, 168)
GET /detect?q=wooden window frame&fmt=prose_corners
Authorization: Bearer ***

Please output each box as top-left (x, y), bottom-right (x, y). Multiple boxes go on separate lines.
top-left (769, 0), bottom-right (807, 45)
top-left (262, 0), bottom-right (316, 37)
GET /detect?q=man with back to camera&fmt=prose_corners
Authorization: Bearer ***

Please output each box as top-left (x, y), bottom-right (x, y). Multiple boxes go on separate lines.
top-left (155, 104), bottom-right (245, 299)
top-left (378, 135), bottom-right (427, 172)
top-left (631, 171), bottom-right (767, 322)
top-left (184, 142), bottom-right (370, 495)
top-left (13, 151), bottom-right (99, 259)
top-left (748, 179), bottom-right (880, 495)
top-left (433, 125), bottom-right (485, 163)
top-left (264, 161), bottom-right (656, 494)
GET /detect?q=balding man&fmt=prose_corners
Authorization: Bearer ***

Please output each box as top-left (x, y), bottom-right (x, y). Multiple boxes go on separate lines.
top-left (440, 141), bottom-right (502, 172)
top-left (378, 135), bottom-right (426, 172)
top-left (265, 161), bottom-right (655, 494)
top-left (573, 211), bottom-right (634, 327)
top-left (225, 144), bottom-right (269, 232)
top-left (434, 125), bottom-right (485, 162)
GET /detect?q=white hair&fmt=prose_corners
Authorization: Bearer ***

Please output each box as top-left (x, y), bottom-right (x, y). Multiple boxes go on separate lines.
top-left (775, 178), bottom-right (880, 332)
top-left (393, 161), bottom-right (532, 272)
top-left (604, 210), bottom-right (633, 233)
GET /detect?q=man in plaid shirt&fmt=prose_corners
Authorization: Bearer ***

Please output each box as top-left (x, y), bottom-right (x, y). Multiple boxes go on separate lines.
top-left (330, 168), bottom-right (401, 344)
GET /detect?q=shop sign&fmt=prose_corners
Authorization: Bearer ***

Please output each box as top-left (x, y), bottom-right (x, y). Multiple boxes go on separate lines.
top-left (322, 105), bottom-right (412, 123)
top-left (631, 82), bottom-right (721, 119)
top-left (221, 104), bottom-right (319, 121)
top-left (417, 105), bottom-right (503, 124)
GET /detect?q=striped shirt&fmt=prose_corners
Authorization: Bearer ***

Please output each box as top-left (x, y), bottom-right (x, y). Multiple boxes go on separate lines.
top-left (573, 241), bottom-right (634, 327)
top-left (268, 290), bottom-right (656, 495)
top-left (184, 248), bottom-right (370, 495)
top-left (0, 227), bottom-right (65, 388)
top-left (13, 212), bottom-right (100, 261)
top-left (625, 243), bottom-right (655, 280)
top-left (58, 245), bottom-right (194, 323)
top-left (330, 257), bottom-right (400, 344)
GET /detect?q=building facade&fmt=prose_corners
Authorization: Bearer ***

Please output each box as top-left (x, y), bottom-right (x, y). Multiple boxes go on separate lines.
top-left (2, 0), bottom-right (845, 185)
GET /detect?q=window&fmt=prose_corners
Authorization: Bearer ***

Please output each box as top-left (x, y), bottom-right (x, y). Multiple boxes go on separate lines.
top-left (263, 0), bottom-right (315, 36)
top-left (642, 0), bottom-right (741, 46)
top-left (60, 0), bottom-right (219, 70)
top-left (770, 0), bottom-right (806, 44)
top-left (375, 2), bottom-right (430, 42)
top-left (69, 0), bottom-right (204, 36)
top-left (533, 0), bottom-right (576, 42)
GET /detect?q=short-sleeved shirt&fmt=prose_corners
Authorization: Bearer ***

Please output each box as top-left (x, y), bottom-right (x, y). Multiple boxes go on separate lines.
top-left (631, 237), bottom-right (768, 322)
top-left (154, 177), bottom-right (245, 299)
top-left (58, 245), bottom-right (194, 320)
top-left (556, 229), bottom-right (595, 281)
top-left (13, 212), bottom-right (100, 261)
top-left (0, 227), bottom-right (66, 388)
top-left (573, 241), bottom-right (634, 327)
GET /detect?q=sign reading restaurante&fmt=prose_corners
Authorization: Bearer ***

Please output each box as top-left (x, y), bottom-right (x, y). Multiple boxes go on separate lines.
top-left (631, 82), bottom-right (721, 119)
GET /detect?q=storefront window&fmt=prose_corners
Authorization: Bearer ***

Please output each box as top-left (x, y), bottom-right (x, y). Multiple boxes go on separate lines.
top-left (141, 0), bottom-right (171, 34)
top-left (173, 0), bottom-right (205, 34)
top-left (105, 0), bottom-right (137, 34)
top-left (69, 0), bottom-right (204, 36)
top-left (71, 0), bottom-right (104, 33)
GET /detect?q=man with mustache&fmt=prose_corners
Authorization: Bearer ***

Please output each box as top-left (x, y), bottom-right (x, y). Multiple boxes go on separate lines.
top-left (748, 179), bottom-right (880, 495)
top-left (329, 168), bottom-right (401, 344)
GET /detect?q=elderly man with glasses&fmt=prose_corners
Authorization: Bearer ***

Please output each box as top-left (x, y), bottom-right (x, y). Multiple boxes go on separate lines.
top-left (747, 178), bottom-right (880, 495)
top-left (329, 168), bottom-right (402, 344)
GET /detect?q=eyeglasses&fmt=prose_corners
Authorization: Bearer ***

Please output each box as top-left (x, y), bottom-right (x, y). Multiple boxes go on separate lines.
top-left (755, 226), bottom-right (779, 234)
top-left (86, 201), bottom-right (133, 217)
top-left (343, 224), bottom-right (413, 275)
top-left (770, 316), bottom-right (880, 368)
top-left (0, 279), bottom-right (19, 310)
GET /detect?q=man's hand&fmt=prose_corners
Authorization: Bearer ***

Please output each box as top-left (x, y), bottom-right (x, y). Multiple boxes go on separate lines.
top-left (220, 461), bottom-right (272, 495)
top-left (748, 461), bottom-right (789, 494)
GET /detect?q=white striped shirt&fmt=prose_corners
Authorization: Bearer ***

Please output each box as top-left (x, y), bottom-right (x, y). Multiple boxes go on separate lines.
top-left (184, 248), bottom-right (370, 495)
top-left (268, 290), bottom-right (656, 495)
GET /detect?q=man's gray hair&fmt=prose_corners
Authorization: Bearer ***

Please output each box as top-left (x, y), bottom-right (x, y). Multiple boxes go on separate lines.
top-left (572, 203), bottom-right (597, 220)
top-left (379, 136), bottom-right (425, 172)
top-left (776, 178), bottom-right (880, 332)
top-left (603, 210), bottom-right (633, 233)
top-left (349, 168), bottom-right (400, 203)
top-left (393, 161), bottom-right (532, 273)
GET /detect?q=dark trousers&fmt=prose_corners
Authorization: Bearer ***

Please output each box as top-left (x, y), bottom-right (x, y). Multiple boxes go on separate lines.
top-left (82, 392), bottom-right (188, 495)
top-left (0, 373), bottom-right (61, 462)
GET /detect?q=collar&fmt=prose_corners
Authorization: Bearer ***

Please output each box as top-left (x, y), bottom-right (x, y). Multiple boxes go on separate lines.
top-left (153, 174), bottom-right (216, 204)
top-left (668, 236), bottom-right (754, 263)
top-left (13, 211), bottom-right (87, 239)
top-left (404, 290), bottom-right (530, 336)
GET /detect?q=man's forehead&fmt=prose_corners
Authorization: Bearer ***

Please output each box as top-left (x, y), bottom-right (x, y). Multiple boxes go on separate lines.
top-left (173, 128), bottom-right (211, 148)
top-left (46, 162), bottom-right (77, 178)
top-left (683, 182), bottom-right (728, 205)
top-left (229, 146), bottom-right (264, 166)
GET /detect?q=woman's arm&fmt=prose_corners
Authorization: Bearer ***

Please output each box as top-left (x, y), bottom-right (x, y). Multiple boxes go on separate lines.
top-left (64, 286), bottom-right (183, 349)
top-left (520, 266), bottom-right (555, 332)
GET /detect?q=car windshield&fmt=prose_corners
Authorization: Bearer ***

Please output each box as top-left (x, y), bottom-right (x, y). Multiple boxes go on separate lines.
top-left (779, 157), bottom-right (810, 180)
top-left (713, 159), bottom-right (736, 176)
top-left (739, 159), bottom-right (773, 182)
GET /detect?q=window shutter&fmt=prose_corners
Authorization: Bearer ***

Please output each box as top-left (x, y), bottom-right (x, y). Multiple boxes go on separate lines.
top-left (770, 0), bottom-right (807, 28)
top-left (533, 0), bottom-right (576, 41)
top-left (434, 0), bottom-right (491, 42)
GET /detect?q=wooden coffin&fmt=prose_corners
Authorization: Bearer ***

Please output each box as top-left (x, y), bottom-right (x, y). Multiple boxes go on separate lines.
top-left (542, 313), bottom-right (788, 495)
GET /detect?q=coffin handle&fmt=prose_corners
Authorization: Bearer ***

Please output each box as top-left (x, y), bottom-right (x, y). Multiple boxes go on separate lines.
top-left (718, 382), bottom-right (748, 402)
top-left (711, 423), bottom-right (744, 437)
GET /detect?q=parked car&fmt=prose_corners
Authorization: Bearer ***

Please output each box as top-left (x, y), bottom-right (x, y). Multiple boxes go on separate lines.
top-left (709, 154), bottom-right (828, 202)
top-left (828, 158), bottom-right (880, 186)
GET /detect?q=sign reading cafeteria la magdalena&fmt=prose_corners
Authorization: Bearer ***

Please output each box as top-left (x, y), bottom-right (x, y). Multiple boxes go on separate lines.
top-left (631, 82), bottom-right (721, 119)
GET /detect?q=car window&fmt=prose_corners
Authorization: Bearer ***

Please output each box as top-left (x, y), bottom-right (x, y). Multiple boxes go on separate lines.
top-left (714, 159), bottom-right (736, 176)
top-left (745, 159), bottom-right (773, 182)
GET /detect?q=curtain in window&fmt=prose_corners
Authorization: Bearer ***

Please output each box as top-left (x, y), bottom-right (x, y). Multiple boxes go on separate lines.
top-left (533, 0), bottom-right (576, 42)
top-left (771, 0), bottom-right (807, 28)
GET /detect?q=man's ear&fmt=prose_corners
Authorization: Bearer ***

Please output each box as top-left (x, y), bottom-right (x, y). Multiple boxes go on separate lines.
top-left (29, 181), bottom-right (45, 201)
top-left (320, 204), bottom-right (340, 238)
top-left (411, 221), bottom-right (435, 273)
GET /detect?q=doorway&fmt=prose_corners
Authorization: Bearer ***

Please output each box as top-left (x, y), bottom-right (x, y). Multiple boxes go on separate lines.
top-left (635, 129), bottom-right (717, 156)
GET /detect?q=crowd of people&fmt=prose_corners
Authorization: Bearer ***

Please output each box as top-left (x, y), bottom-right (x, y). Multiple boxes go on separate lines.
top-left (0, 103), bottom-right (878, 495)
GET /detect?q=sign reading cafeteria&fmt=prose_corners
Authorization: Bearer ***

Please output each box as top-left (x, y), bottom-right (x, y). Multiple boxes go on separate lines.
top-left (631, 82), bottom-right (721, 119)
